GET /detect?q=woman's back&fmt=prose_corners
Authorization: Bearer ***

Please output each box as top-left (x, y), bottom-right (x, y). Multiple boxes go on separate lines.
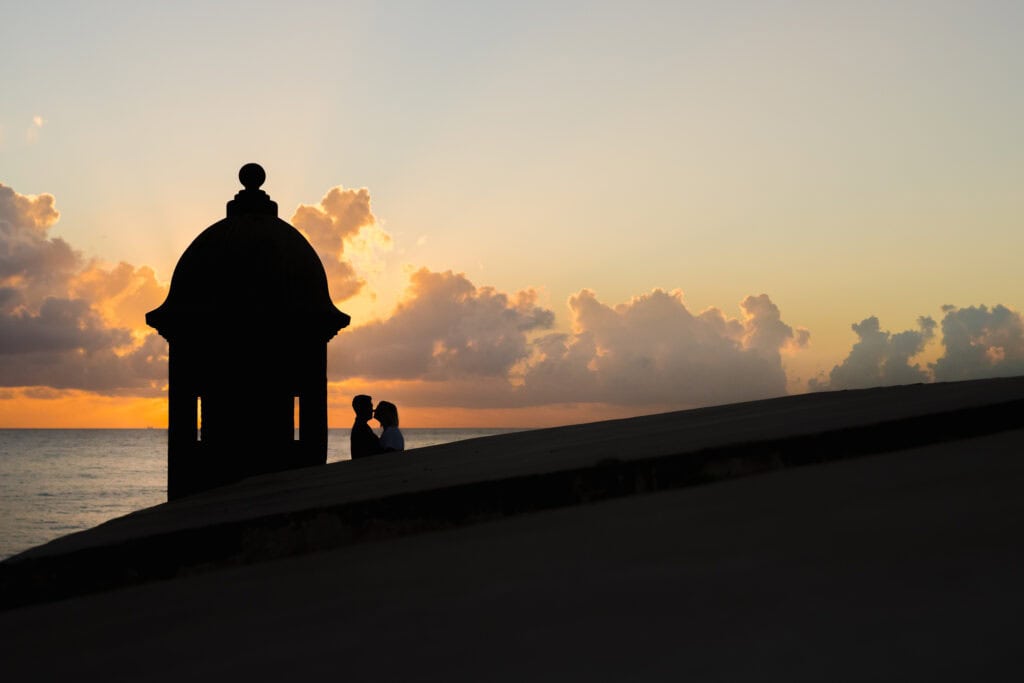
top-left (380, 426), bottom-right (404, 452)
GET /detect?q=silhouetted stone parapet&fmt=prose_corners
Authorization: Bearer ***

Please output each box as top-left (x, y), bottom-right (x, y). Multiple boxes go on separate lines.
top-left (146, 164), bottom-right (349, 500)
top-left (4, 377), bottom-right (1024, 610)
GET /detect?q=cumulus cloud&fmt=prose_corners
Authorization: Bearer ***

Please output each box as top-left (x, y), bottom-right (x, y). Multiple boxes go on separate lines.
top-left (329, 268), bottom-right (555, 382)
top-left (740, 294), bottom-right (811, 356)
top-left (814, 304), bottom-right (1024, 391)
top-left (331, 276), bottom-right (808, 409)
top-left (2, 178), bottom-right (814, 411)
top-left (0, 180), bottom-right (394, 398)
top-left (291, 186), bottom-right (391, 302)
top-left (0, 297), bottom-right (130, 355)
top-left (811, 316), bottom-right (936, 390)
top-left (0, 183), bottom-right (167, 394)
top-left (521, 289), bottom-right (806, 407)
top-left (71, 261), bottom-right (167, 334)
top-left (0, 330), bottom-right (166, 394)
top-left (0, 183), bottom-right (74, 304)
top-left (931, 304), bottom-right (1024, 381)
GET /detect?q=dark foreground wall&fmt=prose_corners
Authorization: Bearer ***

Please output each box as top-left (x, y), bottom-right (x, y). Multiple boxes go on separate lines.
top-left (3, 377), bottom-right (1024, 611)
top-left (2, 426), bottom-right (1023, 680)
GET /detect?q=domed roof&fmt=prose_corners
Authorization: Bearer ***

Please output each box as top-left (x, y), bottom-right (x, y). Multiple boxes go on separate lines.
top-left (146, 164), bottom-right (350, 340)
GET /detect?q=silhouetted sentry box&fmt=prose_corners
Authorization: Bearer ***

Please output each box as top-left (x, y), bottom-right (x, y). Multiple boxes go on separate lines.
top-left (147, 164), bottom-right (350, 500)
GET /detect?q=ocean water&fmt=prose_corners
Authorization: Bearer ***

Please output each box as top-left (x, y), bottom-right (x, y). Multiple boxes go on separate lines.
top-left (0, 427), bottom-right (520, 561)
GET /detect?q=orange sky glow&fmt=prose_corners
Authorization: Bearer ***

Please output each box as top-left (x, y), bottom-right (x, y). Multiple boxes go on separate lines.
top-left (0, 388), bottom-right (675, 429)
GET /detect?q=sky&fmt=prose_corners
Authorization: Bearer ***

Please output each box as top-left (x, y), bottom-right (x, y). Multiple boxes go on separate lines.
top-left (2, 0), bottom-right (1023, 427)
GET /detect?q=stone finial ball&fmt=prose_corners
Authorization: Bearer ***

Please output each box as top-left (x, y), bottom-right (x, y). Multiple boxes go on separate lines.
top-left (239, 163), bottom-right (266, 190)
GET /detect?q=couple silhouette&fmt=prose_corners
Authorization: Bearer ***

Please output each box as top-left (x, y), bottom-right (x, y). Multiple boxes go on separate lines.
top-left (350, 395), bottom-right (405, 459)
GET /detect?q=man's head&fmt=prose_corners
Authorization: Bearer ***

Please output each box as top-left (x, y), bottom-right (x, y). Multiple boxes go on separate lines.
top-left (352, 394), bottom-right (373, 421)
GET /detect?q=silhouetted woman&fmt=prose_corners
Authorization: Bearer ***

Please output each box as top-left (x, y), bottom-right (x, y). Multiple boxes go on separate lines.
top-left (374, 401), bottom-right (405, 452)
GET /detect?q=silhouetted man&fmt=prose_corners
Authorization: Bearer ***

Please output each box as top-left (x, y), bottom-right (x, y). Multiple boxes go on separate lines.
top-left (350, 394), bottom-right (381, 459)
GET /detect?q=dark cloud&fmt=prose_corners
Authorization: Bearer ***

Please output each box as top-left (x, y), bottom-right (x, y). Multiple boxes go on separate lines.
top-left (0, 332), bottom-right (166, 394)
top-left (0, 183), bottom-right (167, 394)
top-left (0, 297), bottom-right (130, 355)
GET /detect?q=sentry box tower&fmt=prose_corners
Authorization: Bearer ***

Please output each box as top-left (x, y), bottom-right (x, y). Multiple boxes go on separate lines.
top-left (147, 164), bottom-right (349, 500)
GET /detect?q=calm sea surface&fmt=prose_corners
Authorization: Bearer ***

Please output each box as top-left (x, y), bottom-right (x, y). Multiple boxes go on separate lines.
top-left (0, 428), bottom-right (520, 561)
